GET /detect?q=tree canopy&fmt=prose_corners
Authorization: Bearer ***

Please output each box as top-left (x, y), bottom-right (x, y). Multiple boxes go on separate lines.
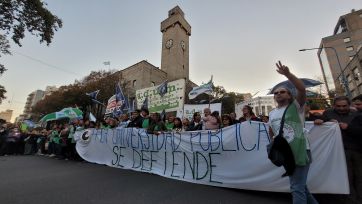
top-left (0, 0), bottom-right (62, 104)
top-left (31, 70), bottom-right (128, 121)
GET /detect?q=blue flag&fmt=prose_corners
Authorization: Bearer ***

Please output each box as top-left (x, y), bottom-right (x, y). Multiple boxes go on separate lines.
top-left (86, 90), bottom-right (104, 105)
top-left (115, 83), bottom-right (129, 111)
top-left (157, 81), bottom-right (168, 97)
top-left (86, 90), bottom-right (99, 99)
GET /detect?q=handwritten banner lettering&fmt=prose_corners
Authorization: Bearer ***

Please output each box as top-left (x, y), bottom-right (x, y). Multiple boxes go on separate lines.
top-left (75, 122), bottom-right (349, 194)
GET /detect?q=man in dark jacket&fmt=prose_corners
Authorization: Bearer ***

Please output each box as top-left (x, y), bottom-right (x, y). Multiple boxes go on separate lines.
top-left (346, 94), bottom-right (362, 202)
top-left (127, 110), bottom-right (143, 128)
top-left (315, 95), bottom-right (360, 203)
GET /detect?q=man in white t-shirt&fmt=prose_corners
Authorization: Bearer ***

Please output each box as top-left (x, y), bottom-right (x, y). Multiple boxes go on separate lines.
top-left (268, 61), bottom-right (318, 204)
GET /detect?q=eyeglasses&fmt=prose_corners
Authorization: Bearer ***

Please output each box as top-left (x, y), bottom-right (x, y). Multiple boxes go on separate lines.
top-left (273, 90), bottom-right (287, 95)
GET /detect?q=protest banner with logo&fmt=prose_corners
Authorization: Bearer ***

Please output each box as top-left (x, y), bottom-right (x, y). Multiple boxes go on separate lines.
top-left (136, 79), bottom-right (185, 113)
top-left (75, 122), bottom-right (349, 194)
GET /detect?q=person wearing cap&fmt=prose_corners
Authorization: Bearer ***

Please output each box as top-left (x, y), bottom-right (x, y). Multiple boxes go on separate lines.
top-left (268, 61), bottom-right (318, 204)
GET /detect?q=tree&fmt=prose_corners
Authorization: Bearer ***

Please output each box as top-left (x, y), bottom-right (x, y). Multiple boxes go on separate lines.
top-left (31, 70), bottom-right (127, 121)
top-left (0, 0), bottom-right (63, 104)
top-left (0, 85), bottom-right (6, 104)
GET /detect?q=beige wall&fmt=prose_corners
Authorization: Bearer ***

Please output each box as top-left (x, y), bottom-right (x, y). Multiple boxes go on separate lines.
top-left (120, 61), bottom-right (167, 98)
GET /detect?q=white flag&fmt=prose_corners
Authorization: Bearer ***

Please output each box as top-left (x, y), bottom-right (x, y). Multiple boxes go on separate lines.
top-left (89, 112), bottom-right (96, 122)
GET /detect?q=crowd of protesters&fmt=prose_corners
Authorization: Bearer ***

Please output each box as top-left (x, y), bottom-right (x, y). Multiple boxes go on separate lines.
top-left (0, 104), bottom-right (269, 157)
top-left (0, 120), bottom-right (79, 159)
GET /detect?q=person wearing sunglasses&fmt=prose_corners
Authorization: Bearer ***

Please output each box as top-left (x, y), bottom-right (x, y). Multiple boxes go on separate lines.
top-left (268, 61), bottom-right (318, 204)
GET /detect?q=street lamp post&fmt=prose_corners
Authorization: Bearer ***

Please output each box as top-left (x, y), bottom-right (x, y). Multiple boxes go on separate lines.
top-left (299, 47), bottom-right (352, 99)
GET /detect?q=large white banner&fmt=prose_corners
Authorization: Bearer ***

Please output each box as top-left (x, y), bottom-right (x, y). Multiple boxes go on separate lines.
top-left (136, 79), bottom-right (185, 113)
top-left (182, 103), bottom-right (222, 120)
top-left (75, 122), bottom-right (349, 194)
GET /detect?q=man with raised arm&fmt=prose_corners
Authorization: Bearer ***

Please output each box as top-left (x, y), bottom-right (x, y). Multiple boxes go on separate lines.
top-left (268, 61), bottom-right (318, 204)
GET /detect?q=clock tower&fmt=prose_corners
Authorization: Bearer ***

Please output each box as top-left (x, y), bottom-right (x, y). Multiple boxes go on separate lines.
top-left (160, 6), bottom-right (191, 81)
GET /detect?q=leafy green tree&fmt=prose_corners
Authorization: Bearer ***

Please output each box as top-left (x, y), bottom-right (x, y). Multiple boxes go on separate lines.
top-left (31, 70), bottom-right (128, 121)
top-left (0, 0), bottom-right (62, 104)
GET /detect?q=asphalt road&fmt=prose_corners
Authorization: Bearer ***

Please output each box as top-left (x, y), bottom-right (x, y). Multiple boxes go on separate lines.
top-left (0, 155), bottom-right (293, 204)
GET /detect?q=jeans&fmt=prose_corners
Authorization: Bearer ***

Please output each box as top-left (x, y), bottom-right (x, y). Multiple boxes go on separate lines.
top-left (289, 163), bottom-right (318, 204)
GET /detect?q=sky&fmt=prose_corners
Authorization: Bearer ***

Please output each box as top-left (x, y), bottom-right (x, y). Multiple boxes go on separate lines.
top-left (1, 0), bottom-right (362, 122)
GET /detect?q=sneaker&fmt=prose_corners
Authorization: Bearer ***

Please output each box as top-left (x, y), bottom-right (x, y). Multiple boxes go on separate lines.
top-left (49, 154), bottom-right (56, 157)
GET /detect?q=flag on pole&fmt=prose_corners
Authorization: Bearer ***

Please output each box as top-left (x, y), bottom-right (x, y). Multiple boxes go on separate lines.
top-left (103, 61), bottom-right (110, 66)
top-left (86, 90), bottom-right (104, 106)
top-left (157, 80), bottom-right (168, 97)
top-left (115, 82), bottom-right (129, 112)
top-left (86, 90), bottom-right (99, 99)
top-left (141, 97), bottom-right (148, 110)
top-left (188, 76), bottom-right (214, 99)
top-left (89, 112), bottom-right (96, 122)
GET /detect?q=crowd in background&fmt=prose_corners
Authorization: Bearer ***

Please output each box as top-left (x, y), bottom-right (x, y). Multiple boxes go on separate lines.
top-left (0, 104), bottom-right (270, 158)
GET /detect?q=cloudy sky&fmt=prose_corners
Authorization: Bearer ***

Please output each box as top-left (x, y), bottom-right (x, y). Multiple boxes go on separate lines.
top-left (1, 0), bottom-right (362, 121)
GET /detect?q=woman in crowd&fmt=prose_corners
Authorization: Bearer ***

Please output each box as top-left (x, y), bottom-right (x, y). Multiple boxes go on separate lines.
top-left (173, 117), bottom-right (183, 132)
top-left (221, 114), bottom-right (232, 128)
top-left (203, 111), bottom-right (221, 130)
top-left (187, 112), bottom-right (203, 131)
top-left (182, 118), bottom-right (190, 131)
top-left (239, 105), bottom-right (260, 122)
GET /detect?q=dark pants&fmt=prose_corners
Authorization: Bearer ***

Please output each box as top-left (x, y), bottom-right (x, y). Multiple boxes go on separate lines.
top-left (345, 149), bottom-right (362, 203)
top-left (48, 142), bottom-right (54, 155)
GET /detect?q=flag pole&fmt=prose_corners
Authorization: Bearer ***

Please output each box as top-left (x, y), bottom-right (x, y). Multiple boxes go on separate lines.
top-left (208, 94), bottom-right (211, 108)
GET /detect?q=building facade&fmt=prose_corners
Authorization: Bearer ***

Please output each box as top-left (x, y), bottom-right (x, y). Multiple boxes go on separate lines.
top-left (0, 109), bottom-right (13, 122)
top-left (43, 86), bottom-right (58, 99)
top-left (235, 93), bottom-right (276, 118)
top-left (343, 47), bottom-right (362, 97)
top-left (23, 90), bottom-right (45, 119)
top-left (318, 9), bottom-right (362, 96)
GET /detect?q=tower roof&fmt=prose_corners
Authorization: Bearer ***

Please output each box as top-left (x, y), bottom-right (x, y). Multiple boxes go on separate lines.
top-left (168, 6), bottom-right (184, 17)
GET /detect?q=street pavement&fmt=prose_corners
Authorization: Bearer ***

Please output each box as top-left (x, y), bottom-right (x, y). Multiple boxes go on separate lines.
top-left (0, 155), bottom-right (292, 204)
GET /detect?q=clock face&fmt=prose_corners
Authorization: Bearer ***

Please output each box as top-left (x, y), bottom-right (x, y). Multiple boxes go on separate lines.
top-left (180, 40), bottom-right (186, 50)
top-left (165, 39), bottom-right (173, 49)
